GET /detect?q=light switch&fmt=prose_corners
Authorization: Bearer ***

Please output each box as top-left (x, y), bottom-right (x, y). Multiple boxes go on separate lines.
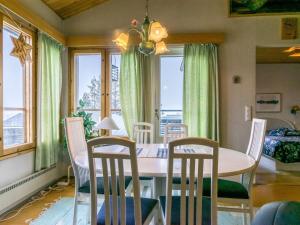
top-left (245, 106), bottom-right (252, 122)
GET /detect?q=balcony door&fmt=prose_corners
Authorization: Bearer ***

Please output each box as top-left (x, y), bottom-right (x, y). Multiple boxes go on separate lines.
top-left (154, 48), bottom-right (184, 142)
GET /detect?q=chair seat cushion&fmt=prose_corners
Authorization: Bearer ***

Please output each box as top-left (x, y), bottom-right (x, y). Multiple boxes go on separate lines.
top-left (78, 176), bottom-right (132, 194)
top-left (252, 201), bottom-right (300, 225)
top-left (172, 177), bottom-right (190, 184)
top-left (140, 176), bottom-right (153, 181)
top-left (203, 178), bottom-right (249, 199)
top-left (97, 197), bottom-right (158, 225)
top-left (159, 196), bottom-right (211, 225)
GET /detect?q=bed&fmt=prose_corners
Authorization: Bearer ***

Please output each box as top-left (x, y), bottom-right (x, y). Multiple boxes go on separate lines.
top-left (260, 117), bottom-right (300, 172)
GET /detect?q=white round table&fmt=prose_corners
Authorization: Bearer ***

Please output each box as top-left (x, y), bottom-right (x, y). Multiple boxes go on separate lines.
top-left (75, 144), bottom-right (256, 196)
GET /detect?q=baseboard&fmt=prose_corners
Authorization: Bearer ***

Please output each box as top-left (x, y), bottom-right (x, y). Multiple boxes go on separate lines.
top-left (0, 165), bottom-right (62, 216)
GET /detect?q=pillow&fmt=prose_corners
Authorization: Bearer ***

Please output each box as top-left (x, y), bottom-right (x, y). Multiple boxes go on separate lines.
top-left (267, 128), bottom-right (290, 136)
top-left (286, 130), bottom-right (300, 136)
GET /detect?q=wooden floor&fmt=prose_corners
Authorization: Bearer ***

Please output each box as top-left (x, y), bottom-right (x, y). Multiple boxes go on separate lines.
top-left (1, 175), bottom-right (300, 225)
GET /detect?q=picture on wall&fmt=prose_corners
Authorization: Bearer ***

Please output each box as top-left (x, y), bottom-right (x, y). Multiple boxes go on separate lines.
top-left (256, 93), bottom-right (281, 112)
top-left (229, 0), bottom-right (300, 16)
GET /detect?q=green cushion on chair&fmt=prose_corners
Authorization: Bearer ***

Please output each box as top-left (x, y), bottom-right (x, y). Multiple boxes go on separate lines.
top-left (203, 178), bottom-right (249, 199)
top-left (78, 176), bottom-right (132, 194)
top-left (252, 201), bottom-right (300, 225)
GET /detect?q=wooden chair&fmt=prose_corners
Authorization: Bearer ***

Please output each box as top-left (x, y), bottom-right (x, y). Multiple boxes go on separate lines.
top-left (87, 136), bottom-right (161, 225)
top-left (203, 118), bottom-right (267, 223)
top-left (64, 118), bottom-right (132, 225)
top-left (164, 123), bottom-right (188, 144)
top-left (133, 122), bottom-right (154, 144)
top-left (132, 122), bottom-right (155, 197)
top-left (160, 137), bottom-right (219, 225)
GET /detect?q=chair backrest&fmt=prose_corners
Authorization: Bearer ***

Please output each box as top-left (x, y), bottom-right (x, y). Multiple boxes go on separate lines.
top-left (87, 137), bottom-right (141, 225)
top-left (246, 118), bottom-right (267, 165)
top-left (133, 122), bottom-right (154, 144)
top-left (241, 118), bottom-right (267, 194)
top-left (64, 117), bottom-right (88, 188)
top-left (165, 137), bottom-right (219, 225)
top-left (164, 123), bottom-right (188, 144)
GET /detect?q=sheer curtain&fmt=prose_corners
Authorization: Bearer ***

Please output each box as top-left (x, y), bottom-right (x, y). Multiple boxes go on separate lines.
top-left (119, 47), bottom-right (151, 138)
top-left (35, 32), bottom-right (63, 171)
top-left (183, 44), bottom-right (219, 140)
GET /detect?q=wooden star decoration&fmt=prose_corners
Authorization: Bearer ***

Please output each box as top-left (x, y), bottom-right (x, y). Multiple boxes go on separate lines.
top-left (10, 33), bottom-right (32, 65)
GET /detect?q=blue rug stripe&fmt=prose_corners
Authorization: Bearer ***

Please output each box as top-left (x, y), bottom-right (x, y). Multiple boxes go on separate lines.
top-left (30, 198), bottom-right (74, 225)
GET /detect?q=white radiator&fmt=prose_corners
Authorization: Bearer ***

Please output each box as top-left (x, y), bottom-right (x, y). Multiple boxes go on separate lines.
top-left (0, 165), bottom-right (61, 215)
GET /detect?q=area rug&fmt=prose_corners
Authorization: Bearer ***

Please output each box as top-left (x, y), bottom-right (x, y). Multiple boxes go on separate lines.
top-left (30, 197), bottom-right (246, 225)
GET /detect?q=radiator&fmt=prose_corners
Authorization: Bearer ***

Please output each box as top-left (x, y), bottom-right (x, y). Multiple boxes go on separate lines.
top-left (0, 165), bottom-right (60, 215)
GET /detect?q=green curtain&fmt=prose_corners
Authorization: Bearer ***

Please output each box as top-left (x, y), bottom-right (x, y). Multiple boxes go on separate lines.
top-left (35, 32), bottom-right (63, 171)
top-left (183, 44), bottom-right (219, 140)
top-left (119, 47), bottom-right (151, 138)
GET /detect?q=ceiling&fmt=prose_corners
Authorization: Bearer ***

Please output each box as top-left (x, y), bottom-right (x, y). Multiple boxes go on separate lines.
top-left (257, 47), bottom-right (300, 64)
top-left (41, 0), bottom-right (108, 19)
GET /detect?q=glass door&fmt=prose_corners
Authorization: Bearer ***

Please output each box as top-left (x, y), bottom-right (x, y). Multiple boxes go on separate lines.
top-left (154, 48), bottom-right (184, 142)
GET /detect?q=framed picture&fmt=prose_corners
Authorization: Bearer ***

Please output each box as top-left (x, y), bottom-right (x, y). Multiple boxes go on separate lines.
top-left (256, 93), bottom-right (281, 112)
top-left (229, 0), bottom-right (300, 17)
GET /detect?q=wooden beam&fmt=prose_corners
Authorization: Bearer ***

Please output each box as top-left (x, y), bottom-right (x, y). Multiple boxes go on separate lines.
top-left (66, 33), bottom-right (225, 47)
top-left (0, 0), bottom-right (66, 45)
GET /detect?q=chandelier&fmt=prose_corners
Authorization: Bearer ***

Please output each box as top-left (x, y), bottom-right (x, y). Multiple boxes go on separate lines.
top-left (284, 46), bottom-right (300, 57)
top-left (113, 0), bottom-right (169, 55)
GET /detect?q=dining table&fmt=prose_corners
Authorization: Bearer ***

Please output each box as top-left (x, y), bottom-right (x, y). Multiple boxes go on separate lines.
top-left (75, 143), bottom-right (256, 197)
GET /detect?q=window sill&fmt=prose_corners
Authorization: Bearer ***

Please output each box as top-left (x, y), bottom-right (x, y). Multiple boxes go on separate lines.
top-left (0, 144), bottom-right (36, 161)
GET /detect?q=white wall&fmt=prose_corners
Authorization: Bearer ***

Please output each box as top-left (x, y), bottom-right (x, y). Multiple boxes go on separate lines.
top-left (256, 64), bottom-right (300, 128)
top-left (62, 0), bottom-right (300, 151)
top-left (0, 152), bottom-right (34, 188)
top-left (14, 0), bottom-right (63, 32)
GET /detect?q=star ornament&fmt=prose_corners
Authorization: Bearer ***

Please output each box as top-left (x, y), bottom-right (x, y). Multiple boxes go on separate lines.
top-left (10, 33), bottom-right (32, 65)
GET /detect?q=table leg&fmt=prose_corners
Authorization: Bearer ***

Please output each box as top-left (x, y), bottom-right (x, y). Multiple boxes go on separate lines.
top-left (154, 177), bottom-right (166, 199)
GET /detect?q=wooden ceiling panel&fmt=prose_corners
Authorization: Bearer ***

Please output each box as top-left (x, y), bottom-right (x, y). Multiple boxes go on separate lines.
top-left (42, 0), bottom-right (108, 19)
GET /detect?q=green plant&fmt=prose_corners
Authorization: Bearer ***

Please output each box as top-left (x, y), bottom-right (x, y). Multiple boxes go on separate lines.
top-left (71, 99), bottom-right (97, 139)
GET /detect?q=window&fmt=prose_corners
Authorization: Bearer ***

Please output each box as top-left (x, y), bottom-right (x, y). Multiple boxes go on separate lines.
top-left (159, 55), bottom-right (184, 135)
top-left (72, 51), bottom-right (103, 124)
top-left (1, 19), bottom-right (36, 156)
top-left (110, 53), bottom-right (127, 136)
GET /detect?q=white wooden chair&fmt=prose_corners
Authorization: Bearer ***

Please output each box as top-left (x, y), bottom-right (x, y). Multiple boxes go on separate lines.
top-left (133, 122), bottom-right (155, 197)
top-left (164, 123), bottom-right (188, 144)
top-left (133, 122), bottom-right (154, 144)
top-left (64, 118), bottom-right (132, 225)
top-left (87, 136), bottom-right (161, 225)
top-left (204, 118), bottom-right (267, 224)
top-left (160, 137), bottom-right (219, 225)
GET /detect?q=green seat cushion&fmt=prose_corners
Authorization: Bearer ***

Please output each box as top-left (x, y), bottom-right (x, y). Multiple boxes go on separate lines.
top-left (78, 176), bottom-right (132, 194)
top-left (140, 176), bottom-right (153, 181)
top-left (203, 178), bottom-right (249, 199)
top-left (97, 197), bottom-right (158, 225)
top-left (172, 177), bottom-right (190, 184)
top-left (252, 201), bottom-right (300, 225)
top-left (159, 196), bottom-right (211, 225)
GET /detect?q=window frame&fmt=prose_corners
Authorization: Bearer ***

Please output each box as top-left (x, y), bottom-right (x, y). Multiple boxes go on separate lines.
top-left (69, 48), bottom-right (107, 122)
top-left (0, 15), bottom-right (37, 157)
top-left (69, 48), bottom-right (122, 135)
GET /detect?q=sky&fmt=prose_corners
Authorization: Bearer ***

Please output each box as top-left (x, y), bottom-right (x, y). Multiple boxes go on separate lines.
top-left (3, 26), bottom-right (24, 120)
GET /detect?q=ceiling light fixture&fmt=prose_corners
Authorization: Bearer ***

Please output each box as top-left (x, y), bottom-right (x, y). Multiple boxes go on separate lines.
top-left (113, 0), bottom-right (169, 56)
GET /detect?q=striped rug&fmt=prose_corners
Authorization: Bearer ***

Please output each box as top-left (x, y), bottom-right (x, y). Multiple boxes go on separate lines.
top-left (30, 197), bottom-right (246, 225)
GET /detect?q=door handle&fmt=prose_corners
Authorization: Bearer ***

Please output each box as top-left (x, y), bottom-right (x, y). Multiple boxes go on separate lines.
top-left (155, 109), bottom-right (160, 120)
